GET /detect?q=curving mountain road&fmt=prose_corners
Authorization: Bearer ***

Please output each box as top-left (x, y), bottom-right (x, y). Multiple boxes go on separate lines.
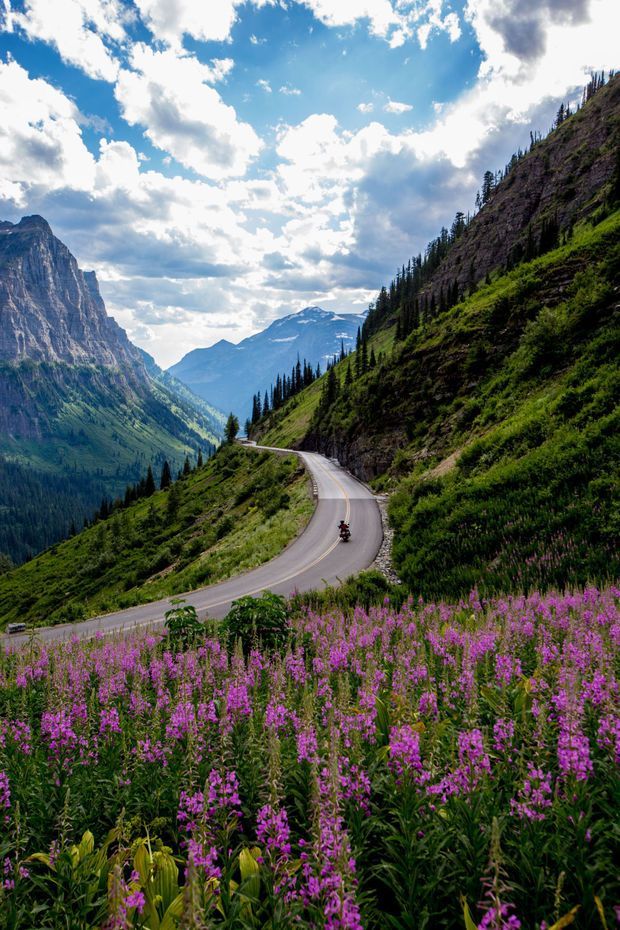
top-left (3, 448), bottom-right (383, 645)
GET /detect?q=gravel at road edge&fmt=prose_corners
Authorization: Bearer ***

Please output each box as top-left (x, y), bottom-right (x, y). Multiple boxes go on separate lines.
top-left (370, 494), bottom-right (402, 585)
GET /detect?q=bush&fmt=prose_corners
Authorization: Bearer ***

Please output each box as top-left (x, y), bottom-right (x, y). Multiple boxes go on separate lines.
top-left (290, 570), bottom-right (405, 614)
top-left (164, 599), bottom-right (205, 649)
top-left (222, 591), bottom-right (289, 653)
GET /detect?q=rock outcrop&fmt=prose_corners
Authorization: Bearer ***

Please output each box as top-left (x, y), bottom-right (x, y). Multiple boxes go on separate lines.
top-left (417, 75), bottom-right (620, 304)
top-left (0, 215), bottom-right (143, 371)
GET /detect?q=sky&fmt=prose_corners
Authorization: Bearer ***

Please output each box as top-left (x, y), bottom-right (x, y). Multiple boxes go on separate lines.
top-left (0, 0), bottom-right (618, 367)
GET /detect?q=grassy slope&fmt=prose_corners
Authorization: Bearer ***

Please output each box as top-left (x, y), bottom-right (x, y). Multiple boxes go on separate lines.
top-left (0, 369), bottom-right (222, 483)
top-left (0, 445), bottom-right (314, 628)
top-left (390, 221), bottom-right (619, 596)
top-left (252, 212), bottom-right (620, 598)
top-left (257, 326), bottom-right (396, 448)
top-left (0, 365), bottom-right (226, 564)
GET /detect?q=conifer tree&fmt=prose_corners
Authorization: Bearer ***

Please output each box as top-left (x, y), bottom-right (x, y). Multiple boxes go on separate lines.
top-left (167, 480), bottom-right (181, 520)
top-left (145, 465), bottom-right (156, 496)
top-left (160, 460), bottom-right (172, 490)
top-left (146, 500), bottom-right (158, 528)
top-left (183, 455), bottom-right (191, 477)
top-left (197, 450), bottom-right (204, 469)
top-left (225, 413), bottom-right (240, 444)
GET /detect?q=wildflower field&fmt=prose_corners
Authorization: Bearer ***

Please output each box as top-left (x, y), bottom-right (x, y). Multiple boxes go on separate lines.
top-left (1, 588), bottom-right (619, 929)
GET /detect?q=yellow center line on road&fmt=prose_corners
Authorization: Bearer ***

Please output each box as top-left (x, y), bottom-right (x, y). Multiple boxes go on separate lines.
top-left (16, 455), bottom-right (355, 641)
top-left (198, 459), bottom-right (352, 611)
top-left (109, 462), bottom-right (353, 633)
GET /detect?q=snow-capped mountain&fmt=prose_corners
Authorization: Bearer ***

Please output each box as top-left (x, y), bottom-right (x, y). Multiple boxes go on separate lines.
top-left (169, 306), bottom-right (365, 422)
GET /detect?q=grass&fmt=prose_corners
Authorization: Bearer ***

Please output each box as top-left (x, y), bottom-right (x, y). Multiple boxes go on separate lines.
top-left (0, 445), bottom-right (315, 629)
top-left (0, 369), bottom-right (221, 483)
top-left (388, 216), bottom-right (620, 596)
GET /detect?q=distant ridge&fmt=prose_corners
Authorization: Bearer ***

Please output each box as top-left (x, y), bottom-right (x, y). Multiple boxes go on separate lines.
top-left (169, 305), bottom-right (365, 422)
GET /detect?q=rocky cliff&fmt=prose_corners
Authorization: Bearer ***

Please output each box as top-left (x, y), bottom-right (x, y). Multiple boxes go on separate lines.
top-left (417, 74), bottom-right (620, 304)
top-left (0, 216), bottom-right (144, 370)
top-left (0, 216), bottom-right (224, 562)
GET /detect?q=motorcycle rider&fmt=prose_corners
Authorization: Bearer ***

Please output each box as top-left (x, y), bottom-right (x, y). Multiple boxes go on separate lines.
top-left (338, 519), bottom-right (350, 537)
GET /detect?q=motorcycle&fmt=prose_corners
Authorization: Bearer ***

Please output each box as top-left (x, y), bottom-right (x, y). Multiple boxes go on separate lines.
top-left (339, 522), bottom-right (351, 542)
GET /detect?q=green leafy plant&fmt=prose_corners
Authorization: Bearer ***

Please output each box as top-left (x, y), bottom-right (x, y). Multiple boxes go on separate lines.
top-left (164, 599), bottom-right (205, 650)
top-left (221, 591), bottom-right (289, 653)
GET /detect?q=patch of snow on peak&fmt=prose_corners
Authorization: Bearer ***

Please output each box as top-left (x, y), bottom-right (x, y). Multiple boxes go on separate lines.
top-left (271, 335), bottom-right (298, 342)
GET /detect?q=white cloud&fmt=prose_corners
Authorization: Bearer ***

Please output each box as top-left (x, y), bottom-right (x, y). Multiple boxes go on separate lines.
top-left (384, 98), bottom-right (413, 113)
top-left (299, 0), bottom-right (399, 38)
top-left (0, 57), bottom-right (96, 198)
top-left (250, 33), bottom-right (266, 44)
top-left (8, 0), bottom-right (125, 81)
top-left (209, 58), bottom-right (235, 82)
top-left (411, 0), bottom-right (619, 165)
top-left (275, 113), bottom-right (404, 210)
top-left (133, 0), bottom-right (280, 47)
top-left (134, 0), bottom-right (238, 47)
top-left (280, 83), bottom-right (302, 95)
top-left (357, 102), bottom-right (374, 113)
top-left (297, 0), bottom-right (463, 48)
top-left (0, 0), bottom-right (617, 369)
top-left (257, 78), bottom-right (273, 93)
top-left (115, 45), bottom-right (262, 179)
top-left (443, 12), bottom-right (461, 42)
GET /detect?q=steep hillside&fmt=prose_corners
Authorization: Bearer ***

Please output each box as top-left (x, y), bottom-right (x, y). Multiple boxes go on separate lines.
top-left (139, 347), bottom-right (226, 428)
top-left (0, 444), bottom-right (313, 628)
top-left (260, 212), bottom-right (620, 596)
top-left (169, 305), bottom-right (365, 422)
top-left (251, 88), bottom-right (620, 598)
top-left (0, 216), bottom-right (225, 562)
top-left (364, 73), bottom-right (620, 336)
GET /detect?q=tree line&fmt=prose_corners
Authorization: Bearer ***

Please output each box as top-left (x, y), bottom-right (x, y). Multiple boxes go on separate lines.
top-left (90, 449), bottom-right (208, 523)
top-left (246, 351), bottom-right (348, 435)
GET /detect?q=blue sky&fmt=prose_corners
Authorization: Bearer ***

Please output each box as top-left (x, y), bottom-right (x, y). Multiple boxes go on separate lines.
top-left (0, 0), bottom-right (617, 365)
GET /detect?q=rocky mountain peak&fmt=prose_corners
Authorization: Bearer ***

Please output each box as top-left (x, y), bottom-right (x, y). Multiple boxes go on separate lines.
top-left (16, 215), bottom-right (53, 233)
top-left (170, 303), bottom-right (365, 421)
top-left (0, 215), bottom-right (143, 370)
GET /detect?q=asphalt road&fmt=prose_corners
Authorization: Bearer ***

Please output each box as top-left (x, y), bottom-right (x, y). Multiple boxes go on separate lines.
top-left (3, 448), bottom-right (383, 645)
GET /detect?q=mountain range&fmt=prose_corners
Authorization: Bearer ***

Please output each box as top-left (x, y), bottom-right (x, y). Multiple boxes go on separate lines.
top-left (169, 305), bottom-right (365, 423)
top-left (0, 216), bottom-right (225, 563)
